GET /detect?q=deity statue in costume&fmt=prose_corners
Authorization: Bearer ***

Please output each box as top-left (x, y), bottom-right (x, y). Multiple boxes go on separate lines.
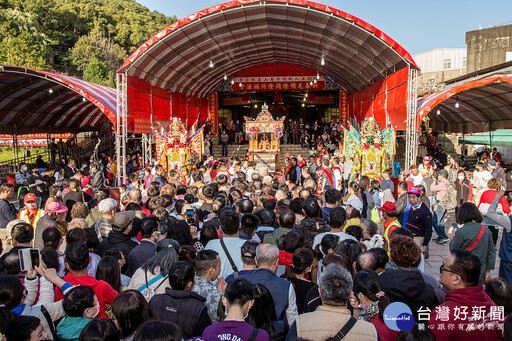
top-left (343, 117), bottom-right (395, 181)
top-left (245, 103), bottom-right (285, 172)
top-left (153, 118), bottom-right (204, 173)
top-left (166, 119), bottom-right (188, 168)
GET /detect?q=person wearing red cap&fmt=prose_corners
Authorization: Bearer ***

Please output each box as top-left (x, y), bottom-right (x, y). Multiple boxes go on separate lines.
top-left (379, 201), bottom-right (401, 248)
top-left (17, 193), bottom-right (44, 230)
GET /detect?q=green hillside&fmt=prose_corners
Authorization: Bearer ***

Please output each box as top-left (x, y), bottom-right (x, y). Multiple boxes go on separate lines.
top-left (0, 0), bottom-right (177, 86)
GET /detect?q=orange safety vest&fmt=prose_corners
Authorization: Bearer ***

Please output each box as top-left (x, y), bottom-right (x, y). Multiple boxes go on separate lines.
top-left (383, 218), bottom-right (401, 244)
top-left (18, 208), bottom-right (45, 228)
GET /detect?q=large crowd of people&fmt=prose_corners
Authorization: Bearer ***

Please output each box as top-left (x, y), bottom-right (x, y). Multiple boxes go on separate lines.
top-left (0, 136), bottom-right (511, 341)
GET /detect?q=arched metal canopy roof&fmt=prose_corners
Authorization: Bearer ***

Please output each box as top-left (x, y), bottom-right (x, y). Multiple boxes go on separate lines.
top-left (119, 0), bottom-right (417, 97)
top-left (0, 65), bottom-right (117, 135)
top-left (417, 77), bottom-right (512, 133)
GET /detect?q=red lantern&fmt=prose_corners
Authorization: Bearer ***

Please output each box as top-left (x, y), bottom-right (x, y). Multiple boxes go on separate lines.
top-left (363, 143), bottom-right (369, 150)
top-left (374, 143), bottom-right (381, 149)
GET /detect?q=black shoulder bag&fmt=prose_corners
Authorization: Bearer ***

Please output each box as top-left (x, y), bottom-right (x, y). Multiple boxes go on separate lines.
top-left (220, 239), bottom-right (239, 278)
top-left (325, 316), bottom-right (357, 341)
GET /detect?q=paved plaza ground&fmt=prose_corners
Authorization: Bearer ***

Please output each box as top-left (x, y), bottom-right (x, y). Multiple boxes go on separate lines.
top-left (424, 229), bottom-right (501, 280)
top-left (377, 211), bottom-right (501, 280)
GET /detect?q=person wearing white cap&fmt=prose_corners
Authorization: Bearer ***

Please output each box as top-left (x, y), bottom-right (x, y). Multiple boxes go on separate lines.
top-left (95, 198), bottom-right (118, 239)
top-left (343, 198), bottom-right (363, 231)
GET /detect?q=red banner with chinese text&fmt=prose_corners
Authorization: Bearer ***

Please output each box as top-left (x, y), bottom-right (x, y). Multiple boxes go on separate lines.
top-left (132, 117), bottom-right (152, 134)
top-left (231, 76), bottom-right (326, 92)
top-left (222, 97), bottom-right (251, 106)
top-left (0, 133), bottom-right (72, 139)
top-left (307, 95), bottom-right (336, 105)
top-left (209, 93), bottom-right (218, 136)
top-left (340, 90), bottom-right (348, 126)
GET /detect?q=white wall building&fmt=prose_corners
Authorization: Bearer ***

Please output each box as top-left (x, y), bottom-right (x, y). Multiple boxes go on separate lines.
top-left (413, 48), bottom-right (467, 74)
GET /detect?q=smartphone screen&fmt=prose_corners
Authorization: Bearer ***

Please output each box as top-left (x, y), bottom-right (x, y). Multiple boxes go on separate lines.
top-left (19, 249), bottom-right (27, 272)
top-left (30, 249), bottom-right (40, 268)
top-left (186, 209), bottom-right (195, 224)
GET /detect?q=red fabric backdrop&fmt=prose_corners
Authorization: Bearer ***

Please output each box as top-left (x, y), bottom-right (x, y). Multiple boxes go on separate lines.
top-left (349, 68), bottom-right (408, 131)
top-left (127, 76), bottom-right (208, 133)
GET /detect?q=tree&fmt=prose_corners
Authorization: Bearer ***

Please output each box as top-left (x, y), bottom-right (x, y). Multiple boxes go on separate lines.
top-left (0, 31), bottom-right (49, 70)
top-left (0, 7), bottom-right (50, 69)
top-left (83, 58), bottom-right (112, 87)
top-left (0, 0), bottom-right (177, 80)
top-left (70, 31), bottom-right (126, 72)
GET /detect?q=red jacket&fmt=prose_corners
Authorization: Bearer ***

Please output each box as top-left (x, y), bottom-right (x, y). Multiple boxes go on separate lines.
top-left (55, 273), bottom-right (118, 319)
top-left (478, 189), bottom-right (511, 214)
top-left (369, 314), bottom-right (399, 341)
top-left (428, 286), bottom-right (502, 341)
top-left (406, 180), bottom-right (414, 190)
top-left (278, 250), bottom-right (292, 266)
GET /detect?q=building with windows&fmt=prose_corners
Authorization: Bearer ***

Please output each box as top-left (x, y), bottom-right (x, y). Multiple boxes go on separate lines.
top-left (413, 48), bottom-right (467, 92)
top-left (466, 24), bottom-right (512, 73)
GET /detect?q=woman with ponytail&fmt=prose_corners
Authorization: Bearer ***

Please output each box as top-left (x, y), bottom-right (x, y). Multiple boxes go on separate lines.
top-left (350, 269), bottom-right (398, 341)
top-left (343, 181), bottom-right (361, 202)
top-left (313, 234), bottom-right (340, 283)
top-left (285, 248), bottom-right (314, 314)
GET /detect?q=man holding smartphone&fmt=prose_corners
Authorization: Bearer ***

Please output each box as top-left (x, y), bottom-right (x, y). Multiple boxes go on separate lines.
top-left (0, 222), bottom-right (33, 273)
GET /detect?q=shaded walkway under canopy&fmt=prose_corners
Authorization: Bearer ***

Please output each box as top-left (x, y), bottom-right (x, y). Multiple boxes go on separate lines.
top-left (0, 65), bottom-right (117, 134)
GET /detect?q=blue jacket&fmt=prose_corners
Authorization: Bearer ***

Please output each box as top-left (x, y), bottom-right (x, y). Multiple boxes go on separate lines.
top-left (243, 268), bottom-right (292, 323)
top-left (405, 202), bottom-right (433, 246)
top-left (126, 240), bottom-right (156, 277)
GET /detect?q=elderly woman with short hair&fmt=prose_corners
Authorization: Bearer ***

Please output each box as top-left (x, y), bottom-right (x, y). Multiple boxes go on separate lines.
top-left (360, 218), bottom-right (384, 249)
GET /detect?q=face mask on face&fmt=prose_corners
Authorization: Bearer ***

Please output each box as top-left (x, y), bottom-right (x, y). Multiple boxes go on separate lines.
top-left (357, 294), bottom-right (366, 310)
top-left (23, 167), bottom-right (28, 172)
top-left (458, 176), bottom-right (465, 181)
top-left (26, 203), bottom-right (37, 210)
top-left (88, 301), bottom-right (100, 319)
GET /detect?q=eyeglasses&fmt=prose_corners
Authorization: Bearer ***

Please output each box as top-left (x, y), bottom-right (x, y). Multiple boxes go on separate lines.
top-left (440, 264), bottom-right (462, 279)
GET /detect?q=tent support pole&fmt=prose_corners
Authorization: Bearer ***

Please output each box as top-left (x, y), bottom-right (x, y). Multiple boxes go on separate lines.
top-left (405, 66), bottom-right (418, 170)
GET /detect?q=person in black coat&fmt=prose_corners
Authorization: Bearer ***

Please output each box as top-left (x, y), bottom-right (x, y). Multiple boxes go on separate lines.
top-left (98, 211), bottom-right (138, 272)
top-left (149, 261), bottom-right (211, 339)
top-left (125, 217), bottom-right (160, 277)
top-left (63, 179), bottom-right (92, 221)
top-left (380, 234), bottom-right (439, 321)
top-left (89, 162), bottom-right (104, 195)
